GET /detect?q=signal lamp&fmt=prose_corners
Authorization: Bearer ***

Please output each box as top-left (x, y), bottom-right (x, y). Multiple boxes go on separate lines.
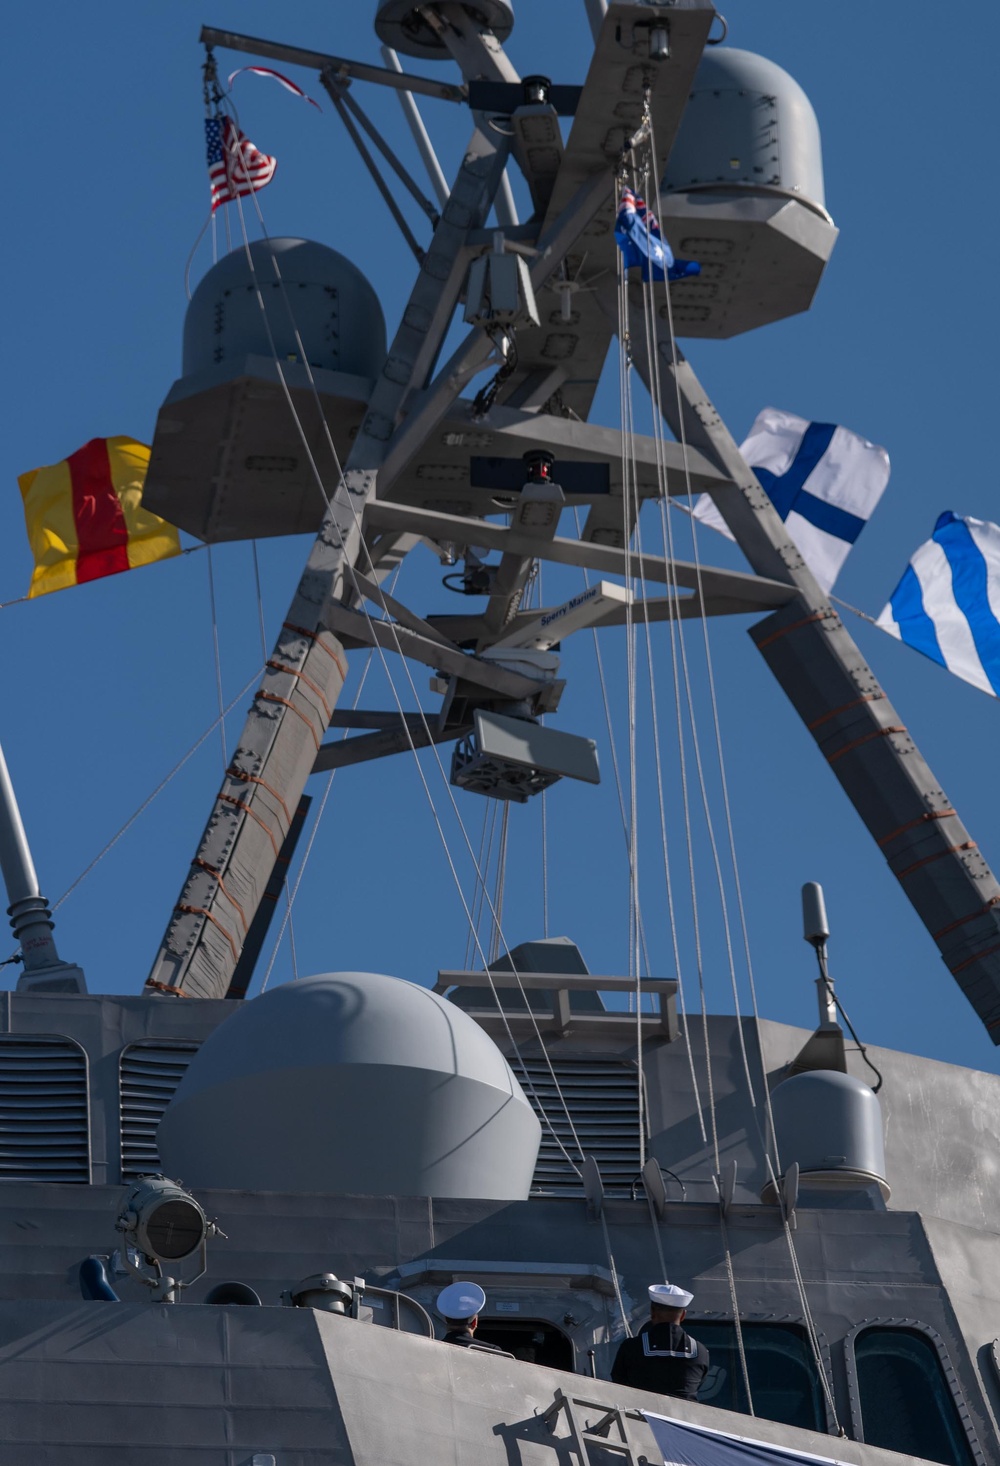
top-left (115, 1175), bottom-right (222, 1302)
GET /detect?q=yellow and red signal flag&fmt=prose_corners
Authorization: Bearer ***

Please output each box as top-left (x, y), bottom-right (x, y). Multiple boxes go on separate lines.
top-left (17, 437), bottom-right (181, 598)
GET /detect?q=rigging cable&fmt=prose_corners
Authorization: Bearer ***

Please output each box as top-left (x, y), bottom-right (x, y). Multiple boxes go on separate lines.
top-left (205, 545), bottom-right (228, 771)
top-left (614, 212), bottom-right (647, 1163)
top-left (644, 121), bottom-right (843, 1432)
top-left (621, 142), bottom-right (755, 1410)
top-left (52, 666), bottom-right (264, 917)
top-left (571, 506), bottom-right (654, 979)
top-left (615, 161), bottom-right (708, 1147)
top-left (222, 166), bottom-right (590, 1182)
top-left (259, 643), bottom-right (379, 992)
top-left (250, 540), bottom-right (269, 664)
top-left (537, 565), bottom-right (550, 940)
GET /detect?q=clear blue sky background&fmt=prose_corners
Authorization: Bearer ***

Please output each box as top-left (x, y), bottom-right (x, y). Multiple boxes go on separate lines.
top-left (4, 2), bottom-right (999, 1073)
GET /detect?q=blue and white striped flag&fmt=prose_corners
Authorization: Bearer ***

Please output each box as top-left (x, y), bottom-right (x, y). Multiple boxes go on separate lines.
top-left (693, 407), bottom-right (890, 594)
top-left (876, 511), bottom-right (1000, 697)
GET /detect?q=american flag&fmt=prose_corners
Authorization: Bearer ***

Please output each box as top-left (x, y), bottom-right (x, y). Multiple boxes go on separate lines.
top-left (205, 115), bottom-right (276, 212)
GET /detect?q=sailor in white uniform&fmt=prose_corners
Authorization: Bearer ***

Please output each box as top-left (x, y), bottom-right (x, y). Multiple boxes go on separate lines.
top-left (610, 1282), bottom-right (710, 1400)
top-left (436, 1281), bottom-right (505, 1354)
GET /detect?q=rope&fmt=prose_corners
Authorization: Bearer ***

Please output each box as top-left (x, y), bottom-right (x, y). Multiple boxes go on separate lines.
top-left (205, 545), bottom-right (228, 771)
top-left (642, 119), bottom-right (843, 1429)
top-left (600, 1209), bottom-right (633, 1339)
top-left (571, 507), bottom-right (653, 978)
top-left (51, 667), bottom-right (263, 916)
top-left (222, 165), bottom-right (589, 1177)
top-left (615, 228), bottom-right (648, 1163)
top-left (489, 802), bottom-right (511, 965)
top-left (251, 541), bottom-right (269, 663)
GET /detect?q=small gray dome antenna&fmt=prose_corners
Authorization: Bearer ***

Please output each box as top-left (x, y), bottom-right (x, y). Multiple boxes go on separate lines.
top-left (800, 883), bottom-right (883, 1092)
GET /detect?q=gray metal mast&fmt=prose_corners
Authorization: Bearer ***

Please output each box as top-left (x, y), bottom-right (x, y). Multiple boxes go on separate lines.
top-left (614, 290), bottom-right (1000, 1038)
top-left (145, 2), bottom-right (715, 1001)
top-left (0, 743), bottom-right (85, 994)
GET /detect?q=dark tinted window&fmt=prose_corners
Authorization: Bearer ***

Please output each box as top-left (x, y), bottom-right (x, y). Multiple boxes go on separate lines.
top-left (854, 1328), bottom-right (973, 1465)
top-left (474, 1318), bottom-right (573, 1370)
top-left (688, 1322), bottom-right (824, 1431)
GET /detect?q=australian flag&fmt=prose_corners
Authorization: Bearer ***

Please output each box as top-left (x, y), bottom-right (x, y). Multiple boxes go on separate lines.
top-left (614, 188), bottom-right (700, 283)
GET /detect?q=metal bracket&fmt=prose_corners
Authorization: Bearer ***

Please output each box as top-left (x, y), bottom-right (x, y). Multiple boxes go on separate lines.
top-left (718, 1159), bottom-right (737, 1218)
top-left (542, 1389), bottom-right (649, 1465)
top-left (642, 1155), bottom-right (667, 1219)
top-left (582, 1155), bottom-right (605, 1220)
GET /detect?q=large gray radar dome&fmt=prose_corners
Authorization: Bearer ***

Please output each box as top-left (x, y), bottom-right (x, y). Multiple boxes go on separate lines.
top-left (157, 972), bottom-right (541, 1199)
top-left (664, 47), bottom-right (825, 205)
top-left (375, 0), bottom-right (513, 61)
top-left (659, 47), bottom-right (835, 339)
top-left (182, 238), bottom-right (387, 379)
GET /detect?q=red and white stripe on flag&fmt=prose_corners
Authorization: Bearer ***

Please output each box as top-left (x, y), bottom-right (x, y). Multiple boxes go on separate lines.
top-left (208, 116), bottom-right (276, 213)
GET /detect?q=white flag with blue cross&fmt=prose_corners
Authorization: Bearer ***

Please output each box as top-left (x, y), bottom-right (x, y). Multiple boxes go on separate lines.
top-left (692, 407), bottom-right (890, 594)
top-left (877, 511), bottom-right (1000, 697)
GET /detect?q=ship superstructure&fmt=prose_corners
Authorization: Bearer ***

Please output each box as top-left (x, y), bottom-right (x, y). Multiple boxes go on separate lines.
top-left (1, 3), bottom-right (999, 1464)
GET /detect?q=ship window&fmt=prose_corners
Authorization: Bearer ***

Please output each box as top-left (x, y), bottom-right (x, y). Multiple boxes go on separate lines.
top-left (853, 1328), bottom-right (974, 1465)
top-left (520, 1057), bottom-right (642, 1197)
top-left (119, 1042), bottom-right (198, 1180)
top-left (474, 1318), bottom-right (574, 1370)
top-left (688, 1322), bottom-right (825, 1432)
top-left (0, 1035), bottom-right (90, 1183)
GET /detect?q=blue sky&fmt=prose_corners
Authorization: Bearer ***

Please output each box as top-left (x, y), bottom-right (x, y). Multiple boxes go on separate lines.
top-left (4, 2), bottom-right (1000, 1073)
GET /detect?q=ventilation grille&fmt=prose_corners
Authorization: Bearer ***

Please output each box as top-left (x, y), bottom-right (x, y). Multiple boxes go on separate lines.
top-left (119, 1043), bottom-right (198, 1180)
top-left (0, 1036), bottom-right (90, 1183)
top-left (519, 1057), bottom-right (642, 1196)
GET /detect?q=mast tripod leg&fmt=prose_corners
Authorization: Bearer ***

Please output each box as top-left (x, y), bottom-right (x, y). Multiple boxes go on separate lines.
top-left (614, 280), bottom-right (1000, 1042)
top-left (144, 121), bottom-right (513, 1002)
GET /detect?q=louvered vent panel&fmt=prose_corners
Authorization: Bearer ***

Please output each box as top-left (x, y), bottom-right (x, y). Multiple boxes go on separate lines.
top-left (119, 1043), bottom-right (198, 1180)
top-left (519, 1057), bottom-right (642, 1196)
top-left (0, 1036), bottom-right (90, 1183)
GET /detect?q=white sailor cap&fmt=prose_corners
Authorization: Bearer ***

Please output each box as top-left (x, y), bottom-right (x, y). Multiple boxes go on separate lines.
top-left (648, 1282), bottom-right (694, 1308)
top-left (436, 1281), bottom-right (487, 1320)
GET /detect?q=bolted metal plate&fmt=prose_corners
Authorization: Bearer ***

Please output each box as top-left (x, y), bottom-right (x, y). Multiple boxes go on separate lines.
top-left (658, 191), bottom-right (838, 338)
top-left (144, 357), bottom-right (371, 542)
top-left (451, 710), bottom-right (599, 803)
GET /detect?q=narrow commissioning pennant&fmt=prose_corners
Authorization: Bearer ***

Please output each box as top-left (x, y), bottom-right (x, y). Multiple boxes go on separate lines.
top-left (692, 407), bottom-right (890, 594)
top-left (877, 511), bottom-right (1000, 697)
top-left (206, 115), bottom-right (276, 212)
top-left (17, 437), bottom-right (181, 598)
top-left (227, 65), bottom-right (322, 111)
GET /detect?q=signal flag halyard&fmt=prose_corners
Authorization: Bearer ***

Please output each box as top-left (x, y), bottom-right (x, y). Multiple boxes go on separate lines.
top-left (206, 115), bottom-right (276, 212)
top-left (877, 511), bottom-right (1000, 697)
top-left (17, 437), bottom-right (181, 598)
top-left (614, 187), bottom-right (700, 283)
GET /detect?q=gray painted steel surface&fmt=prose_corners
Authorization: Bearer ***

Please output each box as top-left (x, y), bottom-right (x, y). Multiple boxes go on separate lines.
top-left (664, 47), bottom-right (826, 203)
top-left (0, 991), bottom-right (998, 1457)
top-left (375, 0), bottom-right (514, 62)
top-left (766, 1069), bottom-right (889, 1197)
top-left (181, 238), bottom-right (387, 379)
top-left (659, 47), bottom-right (837, 336)
top-left (157, 972), bottom-right (541, 1198)
top-left (0, 1299), bottom-right (934, 1464)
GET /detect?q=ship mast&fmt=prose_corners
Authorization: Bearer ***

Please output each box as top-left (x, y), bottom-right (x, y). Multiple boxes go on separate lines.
top-left (142, 0), bottom-right (1000, 1044)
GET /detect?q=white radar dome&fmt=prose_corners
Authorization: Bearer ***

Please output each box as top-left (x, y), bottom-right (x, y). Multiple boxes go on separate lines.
top-left (157, 972), bottom-right (541, 1200)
